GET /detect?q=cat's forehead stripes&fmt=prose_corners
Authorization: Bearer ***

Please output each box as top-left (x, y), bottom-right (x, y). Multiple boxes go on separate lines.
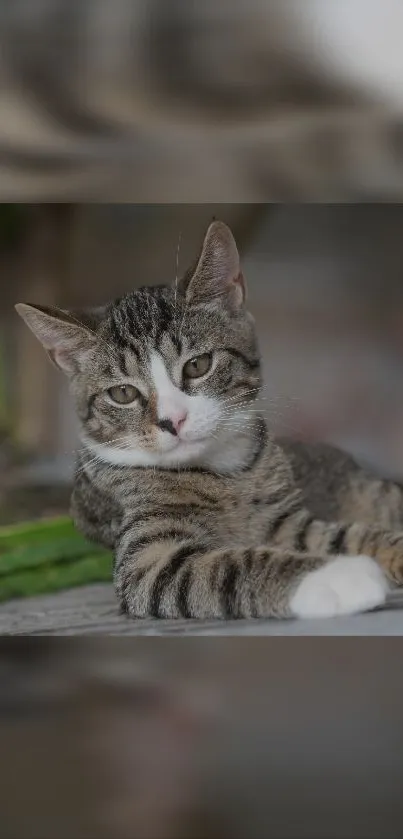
top-left (100, 289), bottom-right (188, 388)
top-left (107, 287), bottom-right (180, 351)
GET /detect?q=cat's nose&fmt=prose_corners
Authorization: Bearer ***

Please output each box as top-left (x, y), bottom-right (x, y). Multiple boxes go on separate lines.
top-left (157, 412), bottom-right (187, 436)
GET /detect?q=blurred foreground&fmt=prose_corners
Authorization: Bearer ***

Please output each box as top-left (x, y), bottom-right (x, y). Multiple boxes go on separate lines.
top-left (1, 639), bottom-right (403, 839)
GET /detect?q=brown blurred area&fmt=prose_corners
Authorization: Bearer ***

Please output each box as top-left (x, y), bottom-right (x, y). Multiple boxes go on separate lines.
top-left (3, 203), bottom-right (403, 523)
top-left (1, 639), bottom-right (403, 839)
top-left (2, 1), bottom-right (403, 201)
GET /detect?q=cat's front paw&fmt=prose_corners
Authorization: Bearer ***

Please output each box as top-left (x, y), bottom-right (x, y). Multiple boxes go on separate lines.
top-left (289, 555), bottom-right (389, 619)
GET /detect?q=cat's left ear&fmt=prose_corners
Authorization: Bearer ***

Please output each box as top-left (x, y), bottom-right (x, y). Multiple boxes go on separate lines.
top-left (180, 221), bottom-right (246, 312)
top-left (15, 302), bottom-right (97, 376)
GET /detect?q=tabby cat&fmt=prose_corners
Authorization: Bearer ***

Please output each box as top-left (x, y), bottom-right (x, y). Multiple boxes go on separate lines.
top-left (16, 222), bottom-right (403, 620)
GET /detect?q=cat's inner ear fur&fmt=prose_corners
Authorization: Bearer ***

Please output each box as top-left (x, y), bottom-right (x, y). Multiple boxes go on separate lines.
top-left (180, 221), bottom-right (246, 311)
top-left (15, 303), bottom-right (97, 376)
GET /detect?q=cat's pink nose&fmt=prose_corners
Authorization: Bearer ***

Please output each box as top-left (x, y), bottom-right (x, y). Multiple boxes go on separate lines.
top-left (158, 412), bottom-right (187, 436)
top-left (173, 411), bottom-right (187, 432)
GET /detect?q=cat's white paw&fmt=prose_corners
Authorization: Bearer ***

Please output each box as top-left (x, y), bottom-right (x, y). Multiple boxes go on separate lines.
top-left (289, 555), bottom-right (389, 619)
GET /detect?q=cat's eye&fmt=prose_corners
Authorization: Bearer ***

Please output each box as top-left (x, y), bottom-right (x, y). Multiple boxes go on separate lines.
top-left (107, 384), bottom-right (139, 405)
top-left (183, 353), bottom-right (213, 380)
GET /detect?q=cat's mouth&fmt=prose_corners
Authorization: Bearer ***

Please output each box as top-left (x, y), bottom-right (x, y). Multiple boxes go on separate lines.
top-left (161, 433), bottom-right (210, 451)
top-left (82, 434), bottom-right (212, 469)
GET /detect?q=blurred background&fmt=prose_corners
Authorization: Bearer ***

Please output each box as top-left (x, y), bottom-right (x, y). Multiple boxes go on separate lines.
top-left (3, 0), bottom-right (403, 201)
top-left (3, 203), bottom-right (403, 523)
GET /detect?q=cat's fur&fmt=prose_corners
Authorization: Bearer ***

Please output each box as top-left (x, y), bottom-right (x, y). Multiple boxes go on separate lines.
top-left (15, 221), bottom-right (403, 620)
top-left (3, 1), bottom-right (403, 200)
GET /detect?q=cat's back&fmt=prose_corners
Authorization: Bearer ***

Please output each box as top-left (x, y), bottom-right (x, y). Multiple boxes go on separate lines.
top-left (278, 437), bottom-right (403, 528)
top-left (278, 439), bottom-right (358, 521)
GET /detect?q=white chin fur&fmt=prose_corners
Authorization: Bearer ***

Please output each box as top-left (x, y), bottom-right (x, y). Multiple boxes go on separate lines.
top-left (289, 555), bottom-right (389, 620)
top-left (83, 437), bottom-right (210, 468)
top-left (81, 427), bottom-right (255, 473)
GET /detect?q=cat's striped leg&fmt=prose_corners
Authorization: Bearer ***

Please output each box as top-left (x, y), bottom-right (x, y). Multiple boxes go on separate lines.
top-left (266, 506), bottom-right (403, 586)
top-left (114, 528), bottom-right (388, 620)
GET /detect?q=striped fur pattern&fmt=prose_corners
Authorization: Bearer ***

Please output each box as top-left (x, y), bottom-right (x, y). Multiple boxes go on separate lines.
top-left (16, 221), bottom-right (403, 620)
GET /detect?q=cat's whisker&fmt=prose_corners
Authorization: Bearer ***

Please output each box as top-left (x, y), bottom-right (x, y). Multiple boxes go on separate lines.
top-left (218, 400), bottom-right (259, 412)
top-left (220, 401), bottom-right (296, 416)
top-left (74, 455), bottom-right (104, 474)
top-left (70, 435), bottom-right (133, 457)
top-left (220, 388), bottom-right (262, 404)
top-left (219, 408), bottom-right (266, 420)
top-left (222, 385), bottom-right (300, 402)
top-left (173, 230), bottom-right (182, 342)
top-left (177, 236), bottom-right (191, 340)
top-left (69, 444), bottom-right (112, 460)
top-left (220, 391), bottom-right (299, 409)
top-left (219, 418), bottom-right (263, 435)
top-left (227, 410), bottom-right (289, 422)
top-left (219, 422), bottom-right (262, 434)
top-left (221, 420), bottom-right (262, 434)
top-left (223, 412), bottom-right (299, 434)
top-left (219, 398), bottom-right (292, 414)
top-left (178, 297), bottom-right (189, 341)
top-left (220, 413), bottom-right (265, 427)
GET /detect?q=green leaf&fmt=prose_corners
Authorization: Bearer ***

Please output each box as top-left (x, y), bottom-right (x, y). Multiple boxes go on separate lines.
top-left (0, 553), bottom-right (113, 602)
top-left (0, 516), bottom-right (113, 601)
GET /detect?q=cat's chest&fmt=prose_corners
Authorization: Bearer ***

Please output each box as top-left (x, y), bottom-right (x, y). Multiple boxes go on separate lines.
top-left (179, 466), bottom-right (284, 546)
top-left (126, 468), bottom-right (266, 540)
top-left (217, 472), bottom-right (288, 546)
top-left (113, 451), bottom-right (292, 547)
top-left (218, 490), bottom-right (265, 545)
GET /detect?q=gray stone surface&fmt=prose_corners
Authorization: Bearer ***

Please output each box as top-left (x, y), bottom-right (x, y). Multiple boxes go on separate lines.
top-left (1, 584), bottom-right (403, 635)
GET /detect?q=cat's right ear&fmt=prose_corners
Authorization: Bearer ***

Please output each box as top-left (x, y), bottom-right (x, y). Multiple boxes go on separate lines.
top-left (15, 303), bottom-right (97, 376)
top-left (179, 221), bottom-right (246, 312)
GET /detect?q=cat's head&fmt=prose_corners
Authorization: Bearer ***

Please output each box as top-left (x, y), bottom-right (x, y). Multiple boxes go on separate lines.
top-left (16, 221), bottom-right (262, 469)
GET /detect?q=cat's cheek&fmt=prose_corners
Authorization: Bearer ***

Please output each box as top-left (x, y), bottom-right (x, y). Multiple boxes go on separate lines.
top-left (183, 394), bottom-right (222, 439)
